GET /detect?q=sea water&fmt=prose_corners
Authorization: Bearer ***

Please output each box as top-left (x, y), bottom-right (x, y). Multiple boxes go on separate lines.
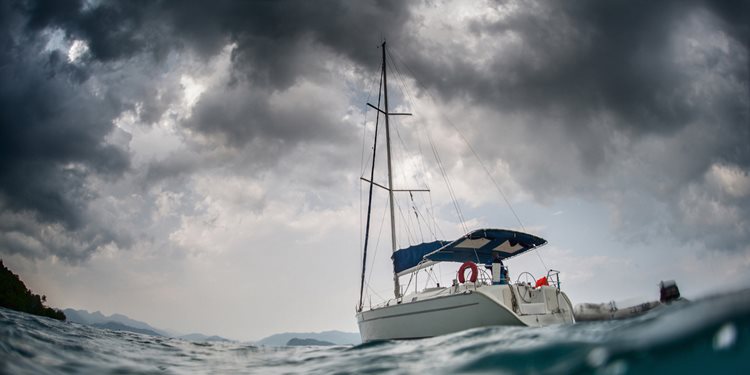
top-left (2, 288), bottom-right (749, 374)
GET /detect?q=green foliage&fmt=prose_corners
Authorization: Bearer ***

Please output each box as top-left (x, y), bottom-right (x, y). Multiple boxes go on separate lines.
top-left (0, 260), bottom-right (66, 321)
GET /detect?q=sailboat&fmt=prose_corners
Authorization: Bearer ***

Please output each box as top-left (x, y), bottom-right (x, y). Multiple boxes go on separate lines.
top-left (355, 41), bottom-right (575, 342)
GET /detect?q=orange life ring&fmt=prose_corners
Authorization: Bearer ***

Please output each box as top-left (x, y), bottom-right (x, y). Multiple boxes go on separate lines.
top-left (458, 261), bottom-right (478, 283)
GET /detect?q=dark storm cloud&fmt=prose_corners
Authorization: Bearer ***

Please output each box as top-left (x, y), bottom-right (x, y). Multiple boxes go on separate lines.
top-left (23, 0), bottom-right (172, 61)
top-left (0, 0), bottom-right (413, 261)
top-left (0, 13), bottom-right (126, 223)
top-left (157, 0), bottom-right (410, 82)
top-left (159, 0), bottom-right (411, 145)
top-left (0, 3), bottom-right (137, 261)
top-left (402, 0), bottom-right (748, 252)
top-left (21, 0), bottom-right (410, 80)
top-left (0, 1), bottom-right (179, 261)
top-left (2, 0), bottom-right (746, 262)
top-left (19, 0), bottom-right (412, 146)
top-left (183, 72), bottom-right (360, 152)
top-left (402, 0), bottom-right (747, 140)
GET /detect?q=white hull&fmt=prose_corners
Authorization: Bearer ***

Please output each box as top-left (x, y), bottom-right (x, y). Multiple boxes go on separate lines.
top-left (357, 284), bottom-right (575, 342)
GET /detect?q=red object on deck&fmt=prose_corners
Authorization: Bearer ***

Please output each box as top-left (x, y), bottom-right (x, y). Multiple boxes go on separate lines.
top-left (535, 276), bottom-right (549, 288)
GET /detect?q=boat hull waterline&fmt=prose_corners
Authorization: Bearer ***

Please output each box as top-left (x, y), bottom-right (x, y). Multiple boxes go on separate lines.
top-left (357, 284), bottom-right (575, 342)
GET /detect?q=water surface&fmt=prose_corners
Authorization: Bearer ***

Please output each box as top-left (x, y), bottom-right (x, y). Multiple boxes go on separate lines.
top-left (2, 288), bottom-right (748, 374)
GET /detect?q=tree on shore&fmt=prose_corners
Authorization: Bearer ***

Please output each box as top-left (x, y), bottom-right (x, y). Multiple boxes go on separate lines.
top-left (0, 260), bottom-right (66, 321)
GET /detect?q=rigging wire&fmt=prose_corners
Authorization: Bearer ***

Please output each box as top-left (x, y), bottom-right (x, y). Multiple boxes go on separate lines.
top-left (387, 49), bottom-right (468, 235)
top-left (384, 70), bottom-right (429, 247)
top-left (410, 192), bottom-right (425, 243)
top-left (366, 197), bottom-right (391, 289)
top-left (390, 120), bottom-right (430, 245)
top-left (388, 50), bottom-right (468, 234)
top-left (427, 192), bottom-right (446, 239)
top-left (363, 43), bottom-right (554, 299)
top-left (366, 284), bottom-right (386, 304)
top-left (398, 67), bottom-right (435, 244)
top-left (359, 65), bottom-right (381, 177)
top-left (387, 50), bottom-right (444, 242)
top-left (402, 271), bottom-right (415, 297)
top-left (359, 65), bottom-right (384, 310)
top-left (394, 198), bottom-right (416, 246)
top-left (427, 268), bottom-right (442, 289)
top-left (358, 59), bottom-right (380, 286)
top-left (388, 48), bottom-right (549, 271)
top-left (389, 49), bottom-right (523, 229)
top-left (426, 128), bottom-right (468, 234)
top-left (388, 123), bottom-right (415, 248)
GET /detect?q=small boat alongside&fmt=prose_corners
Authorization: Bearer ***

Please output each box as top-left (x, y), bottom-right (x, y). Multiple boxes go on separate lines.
top-left (573, 280), bottom-right (685, 322)
top-left (355, 41), bottom-right (575, 343)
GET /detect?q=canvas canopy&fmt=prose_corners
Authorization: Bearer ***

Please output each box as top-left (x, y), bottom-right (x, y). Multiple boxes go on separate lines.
top-left (391, 228), bottom-right (547, 275)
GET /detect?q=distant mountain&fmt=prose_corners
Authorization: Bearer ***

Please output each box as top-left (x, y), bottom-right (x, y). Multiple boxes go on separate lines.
top-left (61, 309), bottom-right (89, 324)
top-left (63, 309), bottom-right (170, 336)
top-left (286, 338), bottom-right (335, 346)
top-left (92, 321), bottom-right (164, 337)
top-left (64, 308), bottom-right (231, 341)
top-left (179, 333), bottom-right (231, 342)
top-left (257, 330), bottom-right (361, 346)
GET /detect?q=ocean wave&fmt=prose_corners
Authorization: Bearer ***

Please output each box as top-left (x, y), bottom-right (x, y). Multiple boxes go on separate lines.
top-left (2, 288), bottom-right (749, 374)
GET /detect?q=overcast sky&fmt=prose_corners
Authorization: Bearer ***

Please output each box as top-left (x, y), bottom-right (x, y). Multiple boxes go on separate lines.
top-left (1, 0), bottom-right (748, 341)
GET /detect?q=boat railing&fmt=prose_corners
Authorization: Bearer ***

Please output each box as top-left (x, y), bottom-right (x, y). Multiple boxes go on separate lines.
top-left (477, 267), bottom-right (493, 286)
top-left (547, 269), bottom-right (561, 290)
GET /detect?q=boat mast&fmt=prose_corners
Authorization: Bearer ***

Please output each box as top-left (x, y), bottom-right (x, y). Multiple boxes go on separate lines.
top-left (362, 41), bottom-right (416, 304)
top-left (358, 67), bottom-right (383, 312)
top-left (382, 41), bottom-right (402, 299)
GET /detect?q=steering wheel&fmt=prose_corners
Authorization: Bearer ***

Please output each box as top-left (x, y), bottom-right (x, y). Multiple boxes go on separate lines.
top-left (516, 271), bottom-right (536, 286)
top-left (515, 271), bottom-right (536, 303)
